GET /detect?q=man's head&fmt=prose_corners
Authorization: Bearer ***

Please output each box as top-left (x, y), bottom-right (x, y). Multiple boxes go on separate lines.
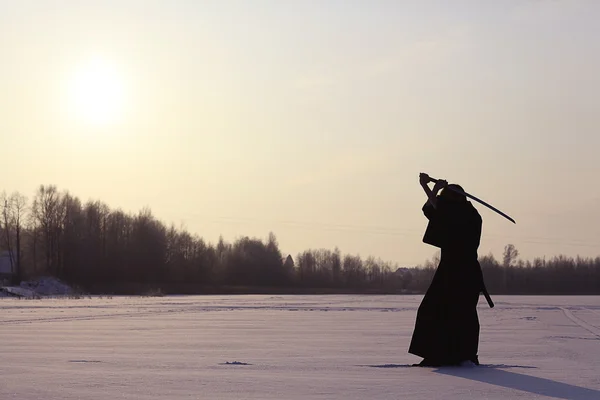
top-left (439, 184), bottom-right (467, 202)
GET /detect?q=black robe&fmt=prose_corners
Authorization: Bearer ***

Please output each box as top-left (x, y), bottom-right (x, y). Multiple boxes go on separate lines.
top-left (408, 198), bottom-right (486, 365)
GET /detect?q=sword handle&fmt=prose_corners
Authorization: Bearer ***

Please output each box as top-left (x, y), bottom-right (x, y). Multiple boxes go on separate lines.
top-left (424, 175), bottom-right (446, 188)
top-left (482, 288), bottom-right (494, 308)
top-left (420, 173), bottom-right (441, 184)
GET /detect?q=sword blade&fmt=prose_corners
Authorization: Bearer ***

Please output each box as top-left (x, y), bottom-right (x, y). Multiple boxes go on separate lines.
top-left (430, 177), bottom-right (516, 224)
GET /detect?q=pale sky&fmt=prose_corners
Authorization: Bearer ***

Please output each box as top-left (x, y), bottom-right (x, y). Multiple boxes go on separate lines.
top-left (1, 0), bottom-right (599, 266)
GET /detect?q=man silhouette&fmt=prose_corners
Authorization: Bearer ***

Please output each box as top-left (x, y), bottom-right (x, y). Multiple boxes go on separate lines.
top-left (409, 173), bottom-right (488, 367)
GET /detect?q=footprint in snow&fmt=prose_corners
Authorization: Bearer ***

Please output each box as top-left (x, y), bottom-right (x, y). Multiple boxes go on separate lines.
top-left (220, 361), bottom-right (252, 365)
top-left (69, 360), bottom-right (102, 363)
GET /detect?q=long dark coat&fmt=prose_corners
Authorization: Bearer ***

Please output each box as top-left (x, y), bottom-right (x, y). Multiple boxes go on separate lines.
top-left (408, 198), bottom-right (486, 364)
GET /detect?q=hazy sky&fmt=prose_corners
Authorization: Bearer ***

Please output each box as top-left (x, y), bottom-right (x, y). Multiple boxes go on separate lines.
top-left (1, 0), bottom-right (599, 266)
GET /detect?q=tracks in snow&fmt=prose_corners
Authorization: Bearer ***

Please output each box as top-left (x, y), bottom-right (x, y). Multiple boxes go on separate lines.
top-left (560, 308), bottom-right (600, 338)
top-left (0, 305), bottom-right (410, 325)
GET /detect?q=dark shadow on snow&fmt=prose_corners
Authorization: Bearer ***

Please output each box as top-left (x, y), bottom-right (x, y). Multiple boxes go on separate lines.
top-left (475, 364), bottom-right (537, 369)
top-left (219, 361), bottom-right (252, 366)
top-left (361, 363), bottom-right (536, 369)
top-left (436, 367), bottom-right (600, 400)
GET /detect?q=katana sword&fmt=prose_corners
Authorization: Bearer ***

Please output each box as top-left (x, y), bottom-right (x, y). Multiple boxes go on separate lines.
top-left (426, 174), bottom-right (516, 224)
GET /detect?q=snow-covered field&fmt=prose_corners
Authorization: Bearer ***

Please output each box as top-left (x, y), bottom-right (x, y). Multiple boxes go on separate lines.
top-left (1, 295), bottom-right (599, 399)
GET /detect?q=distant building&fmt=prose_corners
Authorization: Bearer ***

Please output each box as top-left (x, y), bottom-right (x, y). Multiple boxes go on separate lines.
top-left (394, 267), bottom-right (411, 277)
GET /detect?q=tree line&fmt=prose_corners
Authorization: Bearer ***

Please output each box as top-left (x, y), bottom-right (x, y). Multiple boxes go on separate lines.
top-left (413, 244), bottom-right (600, 295)
top-left (1, 185), bottom-right (599, 295)
top-left (0, 185), bottom-right (400, 293)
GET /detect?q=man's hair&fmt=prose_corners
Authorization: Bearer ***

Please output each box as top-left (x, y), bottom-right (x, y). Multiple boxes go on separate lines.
top-left (440, 184), bottom-right (467, 202)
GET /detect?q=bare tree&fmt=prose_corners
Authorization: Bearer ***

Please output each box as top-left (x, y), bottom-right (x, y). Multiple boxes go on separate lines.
top-left (1, 192), bottom-right (14, 275)
top-left (33, 185), bottom-right (63, 275)
top-left (503, 244), bottom-right (519, 268)
top-left (502, 244), bottom-right (519, 292)
top-left (29, 198), bottom-right (40, 274)
top-left (423, 250), bottom-right (441, 269)
top-left (8, 192), bottom-right (27, 281)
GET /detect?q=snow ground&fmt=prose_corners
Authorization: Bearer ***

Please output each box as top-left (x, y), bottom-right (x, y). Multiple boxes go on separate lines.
top-left (1, 295), bottom-right (599, 399)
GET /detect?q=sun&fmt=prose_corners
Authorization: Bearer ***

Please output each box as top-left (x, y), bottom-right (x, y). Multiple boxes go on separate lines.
top-left (67, 57), bottom-right (126, 125)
